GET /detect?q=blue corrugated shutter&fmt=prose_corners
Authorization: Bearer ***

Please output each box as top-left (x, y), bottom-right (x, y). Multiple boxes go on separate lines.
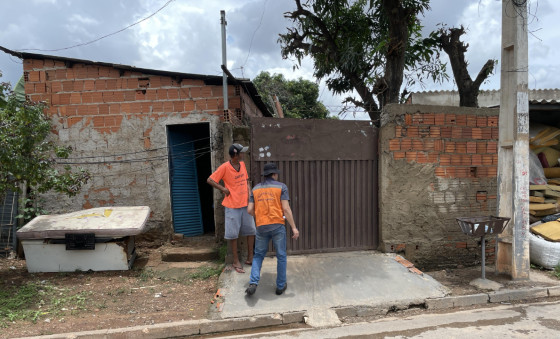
top-left (168, 131), bottom-right (204, 236)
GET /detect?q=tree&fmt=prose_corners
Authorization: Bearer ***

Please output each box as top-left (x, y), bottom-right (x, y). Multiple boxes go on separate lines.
top-left (436, 26), bottom-right (496, 107)
top-left (279, 0), bottom-right (447, 123)
top-left (0, 73), bottom-right (90, 222)
top-left (253, 71), bottom-right (331, 119)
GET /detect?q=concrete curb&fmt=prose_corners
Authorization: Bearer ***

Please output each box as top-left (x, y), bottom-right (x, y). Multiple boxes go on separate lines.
top-left (426, 286), bottom-right (558, 310)
top-left (15, 286), bottom-right (560, 339)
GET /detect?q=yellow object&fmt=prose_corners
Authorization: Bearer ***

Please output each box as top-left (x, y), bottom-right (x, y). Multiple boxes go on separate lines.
top-left (544, 168), bottom-right (560, 179)
top-left (534, 147), bottom-right (560, 167)
top-left (72, 209), bottom-right (113, 219)
top-left (531, 221), bottom-right (560, 242)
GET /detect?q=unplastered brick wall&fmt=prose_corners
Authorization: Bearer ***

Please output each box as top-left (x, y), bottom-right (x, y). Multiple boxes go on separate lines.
top-left (22, 57), bottom-right (252, 234)
top-left (379, 104), bottom-right (499, 270)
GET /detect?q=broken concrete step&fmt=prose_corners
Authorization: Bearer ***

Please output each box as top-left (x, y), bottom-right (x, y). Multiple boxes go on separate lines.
top-left (162, 247), bottom-right (218, 262)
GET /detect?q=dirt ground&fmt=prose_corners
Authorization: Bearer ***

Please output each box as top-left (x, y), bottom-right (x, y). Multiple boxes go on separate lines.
top-left (1, 244), bottom-right (559, 339)
top-left (0, 241), bottom-right (221, 339)
top-left (425, 265), bottom-right (560, 296)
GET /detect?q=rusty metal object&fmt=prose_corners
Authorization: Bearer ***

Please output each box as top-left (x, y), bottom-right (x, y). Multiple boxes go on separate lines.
top-left (456, 216), bottom-right (510, 279)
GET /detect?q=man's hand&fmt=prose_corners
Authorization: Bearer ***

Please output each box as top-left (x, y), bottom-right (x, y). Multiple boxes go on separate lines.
top-left (222, 188), bottom-right (231, 196)
top-left (291, 228), bottom-right (299, 240)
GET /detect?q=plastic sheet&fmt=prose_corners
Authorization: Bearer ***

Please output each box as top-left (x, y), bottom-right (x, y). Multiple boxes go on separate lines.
top-left (530, 151), bottom-right (547, 185)
top-left (529, 232), bottom-right (560, 269)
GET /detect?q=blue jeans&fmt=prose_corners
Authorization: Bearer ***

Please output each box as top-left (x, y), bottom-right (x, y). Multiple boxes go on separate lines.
top-left (249, 226), bottom-right (287, 289)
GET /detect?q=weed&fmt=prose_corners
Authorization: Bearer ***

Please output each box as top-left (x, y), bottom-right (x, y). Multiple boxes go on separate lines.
top-left (138, 269), bottom-right (155, 282)
top-left (50, 291), bottom-right (90, 315)
top-left (218, 244), bottom-right (228, 262)
top-left (189, 265), bottom-right (224, 280)
top-left (553, 264), bottom-right (560, 279)
top-left (0, 282), bottom-right (47, 326)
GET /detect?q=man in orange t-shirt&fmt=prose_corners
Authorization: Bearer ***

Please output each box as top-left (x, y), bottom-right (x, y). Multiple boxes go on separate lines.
top-left (207, 143), bottom-right (255, 273)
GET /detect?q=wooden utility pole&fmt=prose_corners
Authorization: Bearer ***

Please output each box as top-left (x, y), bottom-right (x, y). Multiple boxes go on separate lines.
top-left (496, 0), bottom-right (530, 279)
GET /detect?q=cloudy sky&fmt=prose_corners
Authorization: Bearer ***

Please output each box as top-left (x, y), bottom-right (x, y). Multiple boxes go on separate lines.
top-left (0, 0), bottom-right (557, 119)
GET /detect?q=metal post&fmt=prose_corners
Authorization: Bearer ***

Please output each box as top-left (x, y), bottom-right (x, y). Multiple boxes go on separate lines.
top-left (481, 235), bottom-right (486, 280)
top-left (221, 10), bottom-right (229, 111)
top-left (496, 0), bottom-right (530, 280)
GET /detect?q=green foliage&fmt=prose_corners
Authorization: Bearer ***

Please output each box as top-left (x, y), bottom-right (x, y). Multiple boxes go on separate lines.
top-left (189, 265), bottom-right (223, 280)
top-left (218, 244), bottom-right (228, 262)
top-left (279, 0), bottom-right (448, 120)
top-left (0, 282), bottom-right (42, 325)
top-left (553, 263), bottom-right (560, 279)
top-left (16, 198), bottom-right (47, 224)
top-left (0, 280), bottom-right (93, 327)
top-left (253, 71), bottom-right (331, 119)
top-left (0, 73), bottom-right (90, 213)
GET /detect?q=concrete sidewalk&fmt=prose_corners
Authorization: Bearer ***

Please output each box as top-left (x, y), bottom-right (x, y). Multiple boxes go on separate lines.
top-left (213, 251), bottom-right (448, 320)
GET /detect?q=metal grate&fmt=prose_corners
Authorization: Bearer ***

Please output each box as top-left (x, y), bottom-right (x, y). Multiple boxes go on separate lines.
top-left (0, 191), bottom-right (18, 255)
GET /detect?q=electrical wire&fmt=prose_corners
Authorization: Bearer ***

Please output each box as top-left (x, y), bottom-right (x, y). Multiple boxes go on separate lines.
top-left (57, 136), bottom-right (210, 160)
top-left (91, 148), bottom-right (213, 179)
top-left (56, 146), bottom-right (211, 165)
top-left (17, 0), bottom-right (176, 53)
top-left (239, 0), bottom-right (268, 71)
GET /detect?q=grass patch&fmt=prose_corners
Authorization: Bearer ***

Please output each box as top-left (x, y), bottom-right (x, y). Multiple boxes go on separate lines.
top-left (0, 281), bottom-right (92, 327)
top-left (189, 265), bottom-right (224, 280)
top-left (218, 244), bottom-right (228, 262)
top-left (138, 268), bottom-right (155, 282)
top-left (553, 264), bottom-right (560, 279)
top-left (0, 282), bottom-right (43, 326)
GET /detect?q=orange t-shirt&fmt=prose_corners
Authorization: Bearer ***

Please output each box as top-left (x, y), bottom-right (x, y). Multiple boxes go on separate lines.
top-left (209, 161), bottom-right (249, 208)
top-left (250, 179), bottom-right (289, 227)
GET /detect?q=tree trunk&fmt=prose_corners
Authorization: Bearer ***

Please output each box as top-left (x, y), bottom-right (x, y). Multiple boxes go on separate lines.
top-left (439, 27), bottom-right (496, 107)
top-left (379, 0), bottom-right (410, 109)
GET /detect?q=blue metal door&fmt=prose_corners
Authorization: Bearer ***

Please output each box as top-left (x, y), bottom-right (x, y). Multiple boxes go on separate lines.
top-left (168, 130), bottom-right (204, 236)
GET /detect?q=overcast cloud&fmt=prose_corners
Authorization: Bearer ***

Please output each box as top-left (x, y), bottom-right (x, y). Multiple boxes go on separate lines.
top-left (1, 0), bottom-right (558, 120)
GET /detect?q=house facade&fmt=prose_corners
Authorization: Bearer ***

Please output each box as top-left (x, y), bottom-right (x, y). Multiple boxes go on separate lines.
top-left (1, 47), bottom-right (271, 239)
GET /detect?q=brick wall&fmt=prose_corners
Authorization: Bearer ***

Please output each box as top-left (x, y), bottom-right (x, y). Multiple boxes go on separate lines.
top-left (379, 104), bottom-right (500, 270)
top-left (22, 57), bottom-right (261, 235)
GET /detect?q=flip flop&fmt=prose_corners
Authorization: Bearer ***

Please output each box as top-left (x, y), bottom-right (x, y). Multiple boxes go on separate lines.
top-left (233, 265), bottom-right (245, 273)
top-left (245, 260), bottom-right (252, 266)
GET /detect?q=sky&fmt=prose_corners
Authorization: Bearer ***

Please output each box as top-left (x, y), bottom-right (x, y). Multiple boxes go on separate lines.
top-left (0, 0), bottom-right (557, 120)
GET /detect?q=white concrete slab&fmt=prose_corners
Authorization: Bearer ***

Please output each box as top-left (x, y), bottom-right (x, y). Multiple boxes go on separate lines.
top-left (217, 251), bottom-right (449, 319)
top-left (17, 206), bottom-right (150, 239)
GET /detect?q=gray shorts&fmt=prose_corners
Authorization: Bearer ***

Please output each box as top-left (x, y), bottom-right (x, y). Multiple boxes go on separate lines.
top-left (224, 207), bottom-right (256, 239)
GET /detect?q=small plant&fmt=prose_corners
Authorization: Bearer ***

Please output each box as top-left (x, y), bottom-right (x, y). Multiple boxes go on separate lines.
top-left (0, 282), bottom-right (46, 326)
top-left (138, 269), bottom-right (155, 282)
top-left (189, 265), bottom-right (223, 280)
top-left (218, 244), bottom-right (228, 262)
top-left (553, 263), bottom-right (560, 279)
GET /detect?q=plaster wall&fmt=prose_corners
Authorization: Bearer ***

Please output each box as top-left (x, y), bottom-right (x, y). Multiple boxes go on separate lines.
top-left (22, 57), bottom-right (261, 237)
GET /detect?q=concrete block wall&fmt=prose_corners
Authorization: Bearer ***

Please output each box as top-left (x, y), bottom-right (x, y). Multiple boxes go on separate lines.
top-left (380, 104), bottom-right (500, 270)
top-left (21, 57), bottom-right (252, 235)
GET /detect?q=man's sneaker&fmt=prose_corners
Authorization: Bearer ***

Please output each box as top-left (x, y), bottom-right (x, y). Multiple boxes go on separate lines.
top-left (245, 284), bottom-right (257, 296)
top-left (275, 283), bottom-right (287, 295)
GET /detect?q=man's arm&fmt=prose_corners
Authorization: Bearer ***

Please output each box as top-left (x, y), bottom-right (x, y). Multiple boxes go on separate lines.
top-left (247, 202), bottom-right (255, 216)
top-left (281, 200), bottom-right (299, 239)
top-left (207, 177), bottom-right (230, 196)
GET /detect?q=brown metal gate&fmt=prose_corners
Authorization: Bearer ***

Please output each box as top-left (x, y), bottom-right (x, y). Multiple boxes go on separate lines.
top-left (250, 118), bottom-right (378, 254)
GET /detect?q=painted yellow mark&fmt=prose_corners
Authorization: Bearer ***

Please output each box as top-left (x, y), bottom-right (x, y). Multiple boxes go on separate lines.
top-left (72, 209), bottom-right (113, 219)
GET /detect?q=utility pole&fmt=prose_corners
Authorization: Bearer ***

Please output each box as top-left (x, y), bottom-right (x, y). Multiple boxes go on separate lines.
top-left (496, 0), bottom-right (530, 280)
top-left (221, 10), bottom-right (228, 111)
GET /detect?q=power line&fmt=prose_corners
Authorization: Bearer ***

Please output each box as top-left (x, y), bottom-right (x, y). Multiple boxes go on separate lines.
top-left (240, 0), bottom-right (268, 70)
top-left (58, 136), bottom-right (210, 160)
top-left (56, 145), bottom-right (211, 165)
top-left (17, 0), bottom-right (176, 53)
